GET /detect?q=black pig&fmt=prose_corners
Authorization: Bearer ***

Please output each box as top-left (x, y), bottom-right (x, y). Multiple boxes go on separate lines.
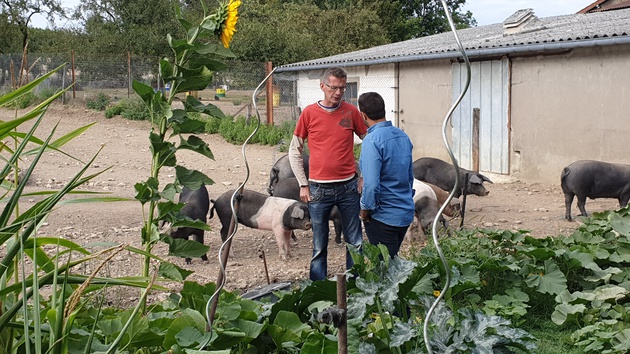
top-left (561, 160), bottom-right (630, 221)
top-left (413, 157), bottom-right (492, 198)
top-left (170, 185), bottom-right (210, 264)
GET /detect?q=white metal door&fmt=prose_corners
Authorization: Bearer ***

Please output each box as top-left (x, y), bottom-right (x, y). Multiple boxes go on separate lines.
top-left (451, 59), bottom-right (510, 174)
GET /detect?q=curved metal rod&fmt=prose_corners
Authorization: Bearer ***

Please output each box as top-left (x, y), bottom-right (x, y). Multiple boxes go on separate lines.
top-left (423, 1), bottom-right (472, 353)
top-left (205, 67), bottom-right (278, 332)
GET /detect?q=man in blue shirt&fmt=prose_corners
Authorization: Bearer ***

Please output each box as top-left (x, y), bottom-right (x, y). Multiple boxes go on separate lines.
top-left (358, 92), bottom-right (415, 258)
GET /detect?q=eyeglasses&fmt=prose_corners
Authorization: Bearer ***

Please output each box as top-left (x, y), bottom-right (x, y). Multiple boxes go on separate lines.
top-left (324, 83), bottom-right (347, 92)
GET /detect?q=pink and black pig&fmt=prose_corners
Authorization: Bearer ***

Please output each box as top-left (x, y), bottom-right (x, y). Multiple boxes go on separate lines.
top-left (272, 177), bottom-right (343, 244)
top-left (210, 189), bottom-right (311, 260)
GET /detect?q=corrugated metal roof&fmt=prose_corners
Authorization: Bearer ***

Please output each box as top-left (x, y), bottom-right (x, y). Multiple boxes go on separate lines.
top-left (276, 8), bottom-right (630, 72)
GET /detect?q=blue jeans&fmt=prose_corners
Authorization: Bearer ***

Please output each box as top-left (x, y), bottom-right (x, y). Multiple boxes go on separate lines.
top-left (363, 218), bottom-right (408, 259)
top-left (308, 177), bottom-right (363, 281)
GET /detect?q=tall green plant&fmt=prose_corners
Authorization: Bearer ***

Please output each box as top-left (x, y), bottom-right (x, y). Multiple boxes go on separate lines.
top-left (131, 0), bottom-right (241, 296)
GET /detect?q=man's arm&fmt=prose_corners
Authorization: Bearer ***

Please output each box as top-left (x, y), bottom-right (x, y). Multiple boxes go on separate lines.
top-left (289, 135), bottom-right (310, 202)
top-left (359, 140), bottom-right (381, 221)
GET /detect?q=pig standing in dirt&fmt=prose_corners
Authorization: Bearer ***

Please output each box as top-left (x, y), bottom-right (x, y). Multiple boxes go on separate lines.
top-left (210, 189), bottom-right (311, 260)
top-left (561, 160), bottom-right (630, 221)
top-left (272, 177), bottom-right (344, 244)
top-left (170, 185), bottom-right (210, 264)
top-left (413, 157), bottom-right (492, 198)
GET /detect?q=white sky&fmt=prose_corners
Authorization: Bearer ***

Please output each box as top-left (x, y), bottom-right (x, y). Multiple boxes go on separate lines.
top-left (32, 0), bottom-right (598, 29)
top-left (463, 0), bottom-right (596, 26)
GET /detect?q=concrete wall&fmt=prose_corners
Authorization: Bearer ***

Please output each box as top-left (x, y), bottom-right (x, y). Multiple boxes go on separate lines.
top-left (398, 60), bottom-right (454, 161)
top-left (510, 45), bottom-right (630, 183)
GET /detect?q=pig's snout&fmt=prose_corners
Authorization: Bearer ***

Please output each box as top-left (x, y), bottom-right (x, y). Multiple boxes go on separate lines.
top-left (483, 190), bottom-right (490, 196)
top-left (304, 222), bottom-right (312, 230)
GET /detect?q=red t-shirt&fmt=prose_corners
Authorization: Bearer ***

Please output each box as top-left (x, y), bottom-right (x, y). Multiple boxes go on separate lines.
top-left (294, 101), bottom-right (367, 182)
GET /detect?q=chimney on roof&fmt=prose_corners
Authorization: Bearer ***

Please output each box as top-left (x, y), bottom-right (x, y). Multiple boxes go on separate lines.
top-left (503, 8), bottom-right (545, 35)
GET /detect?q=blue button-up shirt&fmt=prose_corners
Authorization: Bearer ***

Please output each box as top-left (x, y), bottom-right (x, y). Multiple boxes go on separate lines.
top-left (360, 121), bottom-right (415, 227)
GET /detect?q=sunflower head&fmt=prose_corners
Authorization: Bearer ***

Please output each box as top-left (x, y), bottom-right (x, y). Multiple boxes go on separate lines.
top-left (217, 0), bottom-right (241, 48)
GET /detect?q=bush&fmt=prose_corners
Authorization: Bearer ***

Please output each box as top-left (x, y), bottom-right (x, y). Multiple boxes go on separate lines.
top-left (86, 92), bottom-right (111, 111)
top-left (215, 117), bottom-right (296, 147)
top-left (104, 105), bottom-right (123, 118)
top-left (37, 86), bottom-right (59, 101)
top-left (205, 116), bottom-right (223, 133)
top-left (104, 98), bottom-right (150, 120)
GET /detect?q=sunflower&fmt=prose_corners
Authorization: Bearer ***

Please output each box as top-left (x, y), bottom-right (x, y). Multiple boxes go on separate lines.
top-left (220, 0), bottom-right (241, 48)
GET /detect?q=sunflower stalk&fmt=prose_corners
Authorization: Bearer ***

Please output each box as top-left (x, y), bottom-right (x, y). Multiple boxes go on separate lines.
top-left (134, 0), bottom-right (240, 310)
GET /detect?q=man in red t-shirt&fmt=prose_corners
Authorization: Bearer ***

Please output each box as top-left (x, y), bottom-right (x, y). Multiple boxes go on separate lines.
top-left (289, 67), bottom-right (368, 281)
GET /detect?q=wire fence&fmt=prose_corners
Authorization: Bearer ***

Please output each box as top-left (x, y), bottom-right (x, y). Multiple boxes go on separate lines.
top-left (0, 52), bottom-right (394, 125)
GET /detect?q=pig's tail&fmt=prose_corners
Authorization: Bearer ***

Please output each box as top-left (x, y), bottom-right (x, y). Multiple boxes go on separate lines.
top-left (205, 67), bottom-right (279, 335)
top-left (423, 2), bottom-right (471, 353)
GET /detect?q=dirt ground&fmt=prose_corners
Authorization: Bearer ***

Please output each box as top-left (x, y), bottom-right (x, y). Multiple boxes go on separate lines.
top-left (1, 103), bottom-right (621, 303)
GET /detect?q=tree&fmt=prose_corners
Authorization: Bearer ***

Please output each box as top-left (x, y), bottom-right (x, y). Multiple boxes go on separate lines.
top-left (401, 0), bottom-right (476, 37)
top-left (74, 0), bottom-right (185, 57)
top-left (381, 0), bottom-right (476, 41)
top-left (231, 0), bottom-right (389, 65)
top-left (0, 0), bottom-right (65, 52)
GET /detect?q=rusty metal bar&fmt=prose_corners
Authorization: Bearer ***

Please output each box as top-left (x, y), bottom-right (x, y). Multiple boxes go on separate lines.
top-left (265, 61), bottom-right (274, 125)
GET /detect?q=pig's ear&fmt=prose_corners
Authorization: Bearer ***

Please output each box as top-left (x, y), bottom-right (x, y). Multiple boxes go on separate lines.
top-left (480, 174), bottom-right (493, 183)
top-left (291, 206), bottom-right (305, 219)
top-left (469, 175), bottom-right (483, 184)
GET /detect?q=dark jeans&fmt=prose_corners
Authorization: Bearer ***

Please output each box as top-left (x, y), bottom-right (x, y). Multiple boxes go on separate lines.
top-left (363, 218), bottom-right (408, 258)
top-left (308, 177), bottom-right (363, 281)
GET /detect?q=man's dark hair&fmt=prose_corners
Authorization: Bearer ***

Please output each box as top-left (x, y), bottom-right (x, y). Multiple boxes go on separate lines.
top-left (358, 92), bottom-right (386, 120)
top-left (321, 67), bottom-right (347, 83)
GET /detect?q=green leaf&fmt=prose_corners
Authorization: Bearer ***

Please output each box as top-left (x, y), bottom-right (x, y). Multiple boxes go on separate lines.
top-left (175, 65), bottom-right (215, 92)
top-left (175, 166), bottom-right (214, 190)
top-left (591, 284), bottom-right (628, 301)
top-left (272, 310), bottom-right (312, 341)
top-left (182, 96), bottom-right (227, 119)
top-left (609, 212), bottom-right (630, 236)
top-left (301, 332), bottom-right (338, 354)
top-left (170, 115), bottom-right (207, 135)
top-left (160, 58), bottom-right (175, 82)
top-left (177, 135), bottom-right (215, 161)
top-left (150, 132), bottom-right (177, 168)
top-left (234, 319), bottom-right (266, 341)
top-left (135, 177), bottom-right (160, 204)
top-left (132, 80), bottom-right (156, 104)
top-left (551, 303), bottom-right (587, 325)
top-left (159, 262), bottom-right (194, 281)
top-left (193, 43), bottom-right (236, 58)
top-left (167, 237), bottom-right (210, 259)
top-left (174, 326), bottom-right (213, 348)
top-left (524, 259), bottom-right (567, 295)
top-left (163, 309), bottom-right (208, 350)
top-left (390, 321), bottom-right (416, 347)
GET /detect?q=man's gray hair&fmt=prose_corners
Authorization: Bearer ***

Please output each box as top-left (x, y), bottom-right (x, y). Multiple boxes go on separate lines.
top-left (321, 67), bottom-right (347, 83)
